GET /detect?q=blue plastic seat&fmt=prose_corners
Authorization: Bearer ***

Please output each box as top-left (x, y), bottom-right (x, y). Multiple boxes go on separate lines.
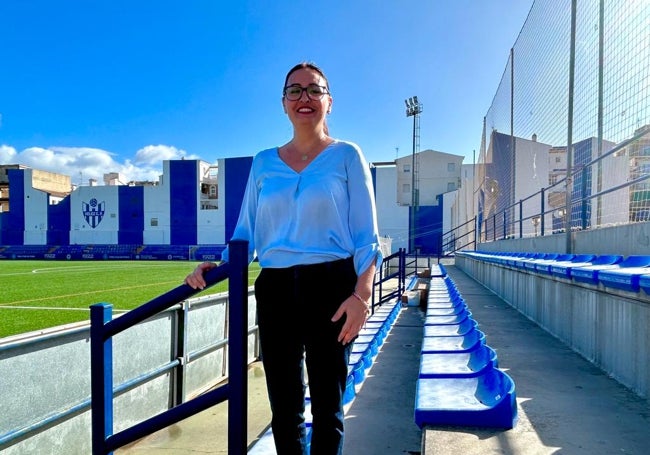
top-left (355, 334), bottom-right (375, 345)
top-left (426, 304), bottom-right (468, 317)
top-left (427, 296), bottom-right (465, 309)
top-left (424, 309), bottom-right (473, 325)
top-left (534, 253), bottom-right (574, 274)
top-left (421, 328), bottom-right (485, 353)
top-left (523, 253), bottom-right (559, 272)
top-left (423, 318), bottom-right (478, 336)
top-left (419, 344), bottom-right (497, 378)
top-left (549, 254), bottom-right (597, 278)
top-left (512, 253), bottom-right (541, 269)
top-left (343, 373), bottom-right (356, 404)
top-left (414, 368), bottom-right (517, 429)
top-left (596, 256), bottom-right (650, 291)
top-left (430, 264), bottom-right (447, 277)
top-left (502, 252), bottom-right (525, 267)
top-left (496, 252), bottom-right (519, 266)
top-left (349, 357), bottom-right (366, 384)
top-left (569, 255), bottom-right (624, 284)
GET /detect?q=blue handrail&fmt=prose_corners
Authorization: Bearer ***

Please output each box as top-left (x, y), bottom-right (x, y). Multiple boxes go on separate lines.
top-left (90, 240), bottom-right (249, 455)
top-left (374, 248), bottom-right (406, 306)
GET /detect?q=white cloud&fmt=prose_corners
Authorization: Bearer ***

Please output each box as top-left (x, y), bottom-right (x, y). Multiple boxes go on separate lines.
top-left (0, 144), bottom-right (194, 185)
top-left (0, 145), bottom-right (17, 162)
top-left (134, 144), bottom-right (197, 165)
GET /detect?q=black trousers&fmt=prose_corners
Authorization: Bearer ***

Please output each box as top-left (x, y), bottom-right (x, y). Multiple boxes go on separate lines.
top-left (254, 257), bottom-right (356, 455)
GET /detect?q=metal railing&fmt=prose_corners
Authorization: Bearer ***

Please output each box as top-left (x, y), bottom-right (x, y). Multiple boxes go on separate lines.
top-left (480, 128), bottom-right (650, 250)
top-left (90, 240), bottom-right (249, 455)
top-left (88, 242), bottom-right (410, 455)
top-left (440, 217), bottom-right (477, 260)
top-left (373, 248), bottom-right (406, 306)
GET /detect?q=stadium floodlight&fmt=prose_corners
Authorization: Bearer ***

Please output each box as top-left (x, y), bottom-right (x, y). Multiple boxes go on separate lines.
top-left (404, 95), bottom-right (423, 253)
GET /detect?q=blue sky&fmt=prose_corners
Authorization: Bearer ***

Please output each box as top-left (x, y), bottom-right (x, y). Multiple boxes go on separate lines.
top-left (0, 0), bottom-right (533, 184)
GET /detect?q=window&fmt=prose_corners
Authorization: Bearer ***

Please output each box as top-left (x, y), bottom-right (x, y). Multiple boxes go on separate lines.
top-left (447, 162), bottom-right (455, 172)
top-left (447, 182), bottom-right (456, 191)
top-left (150, 218), bottom-right (158, 227)
top-left (402, 183), bottom-right (410, 193)
top-left (404, 164), bottom-right (411, 173)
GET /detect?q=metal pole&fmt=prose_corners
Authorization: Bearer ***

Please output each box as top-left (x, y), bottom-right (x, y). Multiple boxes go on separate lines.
top-left (227, 240), bottom-right (249, 455)
top-left (90, 303), bottom-right (114, 455)
top-left (404, 96), bottom-right (422, 254)
top-left (510, 47), bottom-right (516, 240)
top-left (596, 0), bottom-right (604, 226)
top-left (565, 0), bottom-right (577, 254)
top-left (411, 114), bottom-right (416, 252)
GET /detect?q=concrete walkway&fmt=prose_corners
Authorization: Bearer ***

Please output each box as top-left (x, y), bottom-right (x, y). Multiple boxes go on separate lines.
top-left (341, 304), bottom-right (424, 454)
top-left (118, 264), bottom-right (650, 454)
top-left (115, 362), bottom-right (272, 454)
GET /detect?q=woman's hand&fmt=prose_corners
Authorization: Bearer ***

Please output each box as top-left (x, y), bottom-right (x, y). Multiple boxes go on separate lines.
top-left (331, 293), bottom-right (371, 345)
top-left (184, 261), bottom-right (218, 289)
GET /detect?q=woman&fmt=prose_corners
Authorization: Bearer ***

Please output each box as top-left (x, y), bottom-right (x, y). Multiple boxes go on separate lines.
top-left (185, 61), bottom-right (382, 455)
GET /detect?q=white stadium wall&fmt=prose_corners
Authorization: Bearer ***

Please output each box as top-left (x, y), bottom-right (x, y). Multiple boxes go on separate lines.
top-left (374, 165), bottom-right (409, 252)
top-left (23, 169), bottom-right (49, 245)
top-left (142, 161), bottom-right (172, 245)
top-left (70, 186), bottom-right (120, 244)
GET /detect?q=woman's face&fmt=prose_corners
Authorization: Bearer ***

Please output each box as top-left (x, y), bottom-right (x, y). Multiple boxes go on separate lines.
top-left (282, 67), bottom-right (332, 130)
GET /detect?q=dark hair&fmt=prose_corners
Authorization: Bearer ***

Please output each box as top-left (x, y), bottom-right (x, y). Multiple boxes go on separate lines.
top-left (283, 61), bottom-right (330, 91)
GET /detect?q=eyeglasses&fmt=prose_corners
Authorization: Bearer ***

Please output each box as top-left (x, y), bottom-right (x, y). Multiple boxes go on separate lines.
top-left (283, 84), bottom-right (329, 101)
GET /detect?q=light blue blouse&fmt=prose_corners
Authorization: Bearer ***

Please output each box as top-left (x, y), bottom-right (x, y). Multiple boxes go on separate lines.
top-left (221, 140), bottom-right (383, 276)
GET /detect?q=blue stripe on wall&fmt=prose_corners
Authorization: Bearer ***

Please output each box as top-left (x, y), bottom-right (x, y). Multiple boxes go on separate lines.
top-left (224, 157), bottom-right (253, 244)
top-left (416, 203), bottom-right (443, 256)
top-left (170, 160), bottom-right (198, 245)
top-left (47, 196), bottom-right (71, 245)
top-left (118, 186), bottom-right (144, 244)
top-left (3, 169), bottom-right (26, 245)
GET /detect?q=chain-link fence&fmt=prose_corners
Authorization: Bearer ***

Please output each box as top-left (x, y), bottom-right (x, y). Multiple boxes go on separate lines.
top-left (456, 0), bottom-right (650, 246)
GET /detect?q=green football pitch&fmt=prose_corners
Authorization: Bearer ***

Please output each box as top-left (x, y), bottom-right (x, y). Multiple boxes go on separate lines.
top-left (0, 260), bottom-right (260, 339)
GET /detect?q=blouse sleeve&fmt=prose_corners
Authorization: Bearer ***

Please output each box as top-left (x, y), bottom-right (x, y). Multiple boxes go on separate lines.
top-left (347, 144), bottom-right (383, 275)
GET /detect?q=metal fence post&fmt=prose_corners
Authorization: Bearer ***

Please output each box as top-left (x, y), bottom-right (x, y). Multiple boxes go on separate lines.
top-left (227, 240), bottom-right (249, 455)
top-left (90, 303), bottom-right (114, 455)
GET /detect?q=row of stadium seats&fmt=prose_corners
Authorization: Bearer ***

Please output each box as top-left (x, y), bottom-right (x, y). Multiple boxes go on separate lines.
top-left (462, 251), bottom-right (650, 294)
top-left (414, 266), bottom-right (518, 429)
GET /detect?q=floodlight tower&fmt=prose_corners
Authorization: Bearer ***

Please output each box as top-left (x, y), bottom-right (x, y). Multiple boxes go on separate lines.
top-left (405, 96), bottom-right (423, 253)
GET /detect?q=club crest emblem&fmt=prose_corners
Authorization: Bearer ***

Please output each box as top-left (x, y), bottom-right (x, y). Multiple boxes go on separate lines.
top-left (82, 198), bottom-right (105, 228)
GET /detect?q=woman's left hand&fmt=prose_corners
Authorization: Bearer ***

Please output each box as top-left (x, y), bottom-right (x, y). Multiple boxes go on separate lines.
top-left (331, 294), bottom-right (370, 345)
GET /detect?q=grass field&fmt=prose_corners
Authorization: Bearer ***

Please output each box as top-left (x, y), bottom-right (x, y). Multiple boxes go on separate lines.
top-left (0, 260), bottom-right (261, 339)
